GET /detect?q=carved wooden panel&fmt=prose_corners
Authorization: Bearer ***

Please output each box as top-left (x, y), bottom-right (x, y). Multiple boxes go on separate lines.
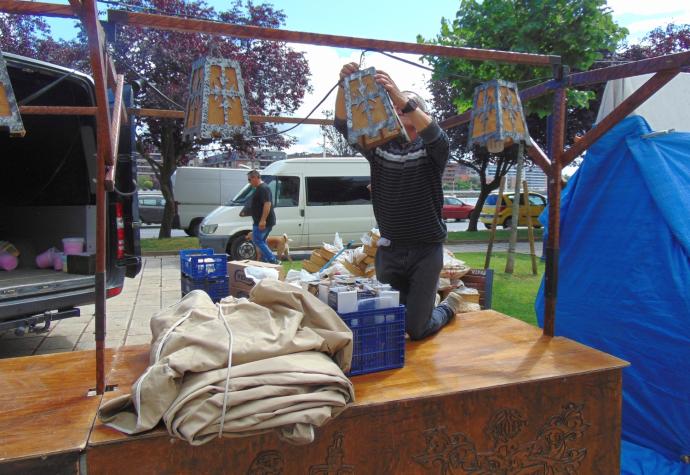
top-left (86, 370), bottom-right (622, 474)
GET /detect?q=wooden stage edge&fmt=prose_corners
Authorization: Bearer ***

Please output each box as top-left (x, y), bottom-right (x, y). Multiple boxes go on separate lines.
top-left (0, 310), bottom-right (628, 474)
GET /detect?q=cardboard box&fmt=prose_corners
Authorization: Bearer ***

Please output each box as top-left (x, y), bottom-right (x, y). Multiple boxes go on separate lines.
top-left (227, 260), bottom-right (285, 298)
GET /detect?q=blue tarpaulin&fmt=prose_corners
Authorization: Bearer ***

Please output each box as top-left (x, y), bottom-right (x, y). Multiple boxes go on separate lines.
top-left (536, 116), bottom-right (690, 474)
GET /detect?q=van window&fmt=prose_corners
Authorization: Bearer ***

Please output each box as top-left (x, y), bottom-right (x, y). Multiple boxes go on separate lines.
top-left (306, 177), bottom-right (371, 206)
top-left (274, 176), bottom-right (299, 207)
top-left (227, 174), bottom-right (299, 208)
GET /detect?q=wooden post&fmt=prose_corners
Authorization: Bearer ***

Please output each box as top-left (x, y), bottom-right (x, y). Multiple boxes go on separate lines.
top-left (543, 87), bottom-right (567, 337)
top-left (80, 0), bottom-right (112, 395)
top-left (505, 144), bottom-right (524, 274)
top-left (484, 177), bottom-right (506, 270)
top-left (523, 180), bottom-right (538, 275)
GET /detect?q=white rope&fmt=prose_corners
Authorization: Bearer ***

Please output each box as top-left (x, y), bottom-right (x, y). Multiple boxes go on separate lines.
top-left (217, 305), bottom-right (234, 438)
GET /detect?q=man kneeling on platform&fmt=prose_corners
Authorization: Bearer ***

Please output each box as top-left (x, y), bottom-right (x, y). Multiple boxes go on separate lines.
top-left (334, 62), bottom-right (466, 340)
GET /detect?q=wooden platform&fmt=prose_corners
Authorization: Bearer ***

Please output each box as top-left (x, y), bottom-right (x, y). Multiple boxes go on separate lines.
top-left (0, 310), bottom-right (628, 474)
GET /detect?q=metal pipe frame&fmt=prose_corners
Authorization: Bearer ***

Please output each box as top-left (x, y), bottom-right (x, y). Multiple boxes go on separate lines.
top-left (5, 0), bottom-right (689, 364)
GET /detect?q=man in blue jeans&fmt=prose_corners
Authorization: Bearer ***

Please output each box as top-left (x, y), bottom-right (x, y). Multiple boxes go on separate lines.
top-left (243, 170), bottom-right (280, 264)
top-left (334, 62), bottom-right (464, 340)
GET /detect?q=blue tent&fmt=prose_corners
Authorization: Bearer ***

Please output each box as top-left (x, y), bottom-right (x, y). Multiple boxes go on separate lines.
top-left (536, 116), bottom-right (690, 474)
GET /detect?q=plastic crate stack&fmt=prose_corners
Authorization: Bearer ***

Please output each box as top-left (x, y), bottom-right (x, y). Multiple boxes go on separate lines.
top-left (338, 305), bottom-right (406, 376)
top-left (179, 249), bottom-right (229, 303)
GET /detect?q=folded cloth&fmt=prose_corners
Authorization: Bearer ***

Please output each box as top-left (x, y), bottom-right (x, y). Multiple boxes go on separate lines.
top-left (99, 279), bottom-right (354, 445)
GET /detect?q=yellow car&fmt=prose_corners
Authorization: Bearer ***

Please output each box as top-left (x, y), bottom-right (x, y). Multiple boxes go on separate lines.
top-left (479, 192), bottom-right (546, 229)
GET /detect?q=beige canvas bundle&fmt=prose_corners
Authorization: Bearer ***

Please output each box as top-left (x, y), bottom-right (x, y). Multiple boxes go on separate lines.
top-left (99, 279), bottom-right (354, 446)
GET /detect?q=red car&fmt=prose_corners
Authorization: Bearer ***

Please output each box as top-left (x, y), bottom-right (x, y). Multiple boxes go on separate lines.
top-left (442, 196), bottom-right (474, 221)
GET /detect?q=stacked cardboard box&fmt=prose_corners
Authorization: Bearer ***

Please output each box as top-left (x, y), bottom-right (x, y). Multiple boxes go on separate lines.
top-left (227, 259), bottom-right (285, 298)
top-left (301, 247), bottom-right (336, 274)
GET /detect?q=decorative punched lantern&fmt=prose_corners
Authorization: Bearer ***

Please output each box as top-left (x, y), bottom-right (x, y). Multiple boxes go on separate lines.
top-left (0, 52), bottom-right (25, 137)
top-left (468, 80), bottom-right (529, 153)
top-left (183, 56), bottom-right (250, 142)
top-left (344, 67), bottom-right (409, 150)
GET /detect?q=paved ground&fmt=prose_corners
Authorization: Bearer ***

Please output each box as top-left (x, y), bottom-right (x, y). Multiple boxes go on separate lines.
top-left (0, 241), bottom-right (541, 359)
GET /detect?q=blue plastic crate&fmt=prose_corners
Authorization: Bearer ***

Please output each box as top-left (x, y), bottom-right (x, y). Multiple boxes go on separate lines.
top-left (180, 248), bottom-right (227, 280)
top-left (181, 275), bottom-right (229, 303)
top-left (338, 305), bottom-right (406, 376)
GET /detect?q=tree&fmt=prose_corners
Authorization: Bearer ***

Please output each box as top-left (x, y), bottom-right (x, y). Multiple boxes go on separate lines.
top-left (111, 0), bottom-right (311, 238)
top-left (621, 23), bottom-right (690, 60)
top-left (0, 14), bottom-right (86, 69)
top-left (319, 110), bottom-right (358, 156)
top-left (420, 0), bottom-right (627, 230)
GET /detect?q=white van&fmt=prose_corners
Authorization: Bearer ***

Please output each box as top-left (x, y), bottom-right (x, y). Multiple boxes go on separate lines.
top-left (199, 157), bottom-right (375, 259)
top-left (171, 167), bottom-right (248, 236)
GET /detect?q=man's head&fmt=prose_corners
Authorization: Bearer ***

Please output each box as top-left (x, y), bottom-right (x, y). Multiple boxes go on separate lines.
top-left (247, 169), bottom-right (261, 188)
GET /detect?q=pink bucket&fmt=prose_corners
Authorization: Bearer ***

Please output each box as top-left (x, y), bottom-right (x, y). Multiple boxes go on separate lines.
top-left (62, 237), bottom-right (85, 255)
top-left (36, 247), bottom-right (56, 269)
top-left (0, 252), bottom-right (18, 271)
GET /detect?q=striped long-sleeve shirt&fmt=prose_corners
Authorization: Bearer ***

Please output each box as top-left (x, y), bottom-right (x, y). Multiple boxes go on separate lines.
top-left (335, 118), bottom-right (450, 244)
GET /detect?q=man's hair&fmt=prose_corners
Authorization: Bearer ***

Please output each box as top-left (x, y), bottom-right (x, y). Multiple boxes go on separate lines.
top-left (247, 169), bottom-right (260, 179)
top-left (402, 91), bottom-right (429, 114)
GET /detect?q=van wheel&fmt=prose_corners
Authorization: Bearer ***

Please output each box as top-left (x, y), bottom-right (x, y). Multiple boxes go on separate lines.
top-left (186, 219), bottom-right (202, 237)
top-left (502, 217), bottom-right (513, 229)
top-left (230, 235), bottom-right (257, 260)
top-left (484, 223), bottom-right (492, 230)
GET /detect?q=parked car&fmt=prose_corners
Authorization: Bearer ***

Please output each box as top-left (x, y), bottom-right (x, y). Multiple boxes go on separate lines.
top-left (479, 192), bottom-right (546, 229)
top-left (138, 191), bottom-right (165, 225)
top-left (442, 196), bottom-right (474, 221)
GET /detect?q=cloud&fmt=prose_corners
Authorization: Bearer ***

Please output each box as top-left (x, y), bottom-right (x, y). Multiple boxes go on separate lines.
top-left (284, 44), bottom-right (430, 153)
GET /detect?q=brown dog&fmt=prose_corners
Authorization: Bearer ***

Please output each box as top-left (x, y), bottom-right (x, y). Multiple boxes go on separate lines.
top-left (245, 232), bottom-right (293, 262)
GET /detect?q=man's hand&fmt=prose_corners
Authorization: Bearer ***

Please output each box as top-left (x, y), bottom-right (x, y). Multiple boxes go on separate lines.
top-left (340, 62), bottom-right (359, 81)
top-left (259, 220), bottom-right (266, 231)
top-left (374, 70), bottom-right (407, 110)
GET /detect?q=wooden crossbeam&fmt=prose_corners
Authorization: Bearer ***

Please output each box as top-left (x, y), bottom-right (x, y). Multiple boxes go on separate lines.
top-left (0, 0), bottom-right (76, 18)
top-left (107, 9), bottom-right (560, 67)
top-left (561, 68), bottom-right (680, 167)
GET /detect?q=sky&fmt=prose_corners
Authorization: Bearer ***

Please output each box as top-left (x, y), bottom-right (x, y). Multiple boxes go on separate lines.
top-left (45, 0), bottom-right (690, 154)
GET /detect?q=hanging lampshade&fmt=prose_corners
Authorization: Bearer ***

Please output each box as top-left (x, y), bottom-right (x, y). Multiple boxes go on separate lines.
top-left (344, 67), bottom-right (409, 150)
top-left (0, 52), bottom-right (25, 137)
top-left (468, 80), bottom-right (529, 154)
top-left (183, 56), bottom-right (250, 142)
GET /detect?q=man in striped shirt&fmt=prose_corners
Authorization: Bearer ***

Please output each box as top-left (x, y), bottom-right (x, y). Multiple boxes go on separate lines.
top-left (335, 62), bottom-right (464, 340)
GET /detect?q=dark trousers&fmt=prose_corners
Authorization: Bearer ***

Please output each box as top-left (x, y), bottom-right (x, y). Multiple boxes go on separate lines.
top-left (375, 242), bottom-right (453, 340)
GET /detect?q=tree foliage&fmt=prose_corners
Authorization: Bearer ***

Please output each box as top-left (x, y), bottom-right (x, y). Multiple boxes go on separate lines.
top-left (620, 23), bottom-right (690, 60)
top-left (419, 0), bottom-right (627, 230)
top-left (110, 0), bottom-right (312, 237)
top-left (0, 14), bottom-right (86, 69)
top-left (319, 110), bottom-right (357, 156)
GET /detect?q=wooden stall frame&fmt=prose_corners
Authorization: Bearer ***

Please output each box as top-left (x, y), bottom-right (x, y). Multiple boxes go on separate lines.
top-left (2, 0), bottom-right (689, 388)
